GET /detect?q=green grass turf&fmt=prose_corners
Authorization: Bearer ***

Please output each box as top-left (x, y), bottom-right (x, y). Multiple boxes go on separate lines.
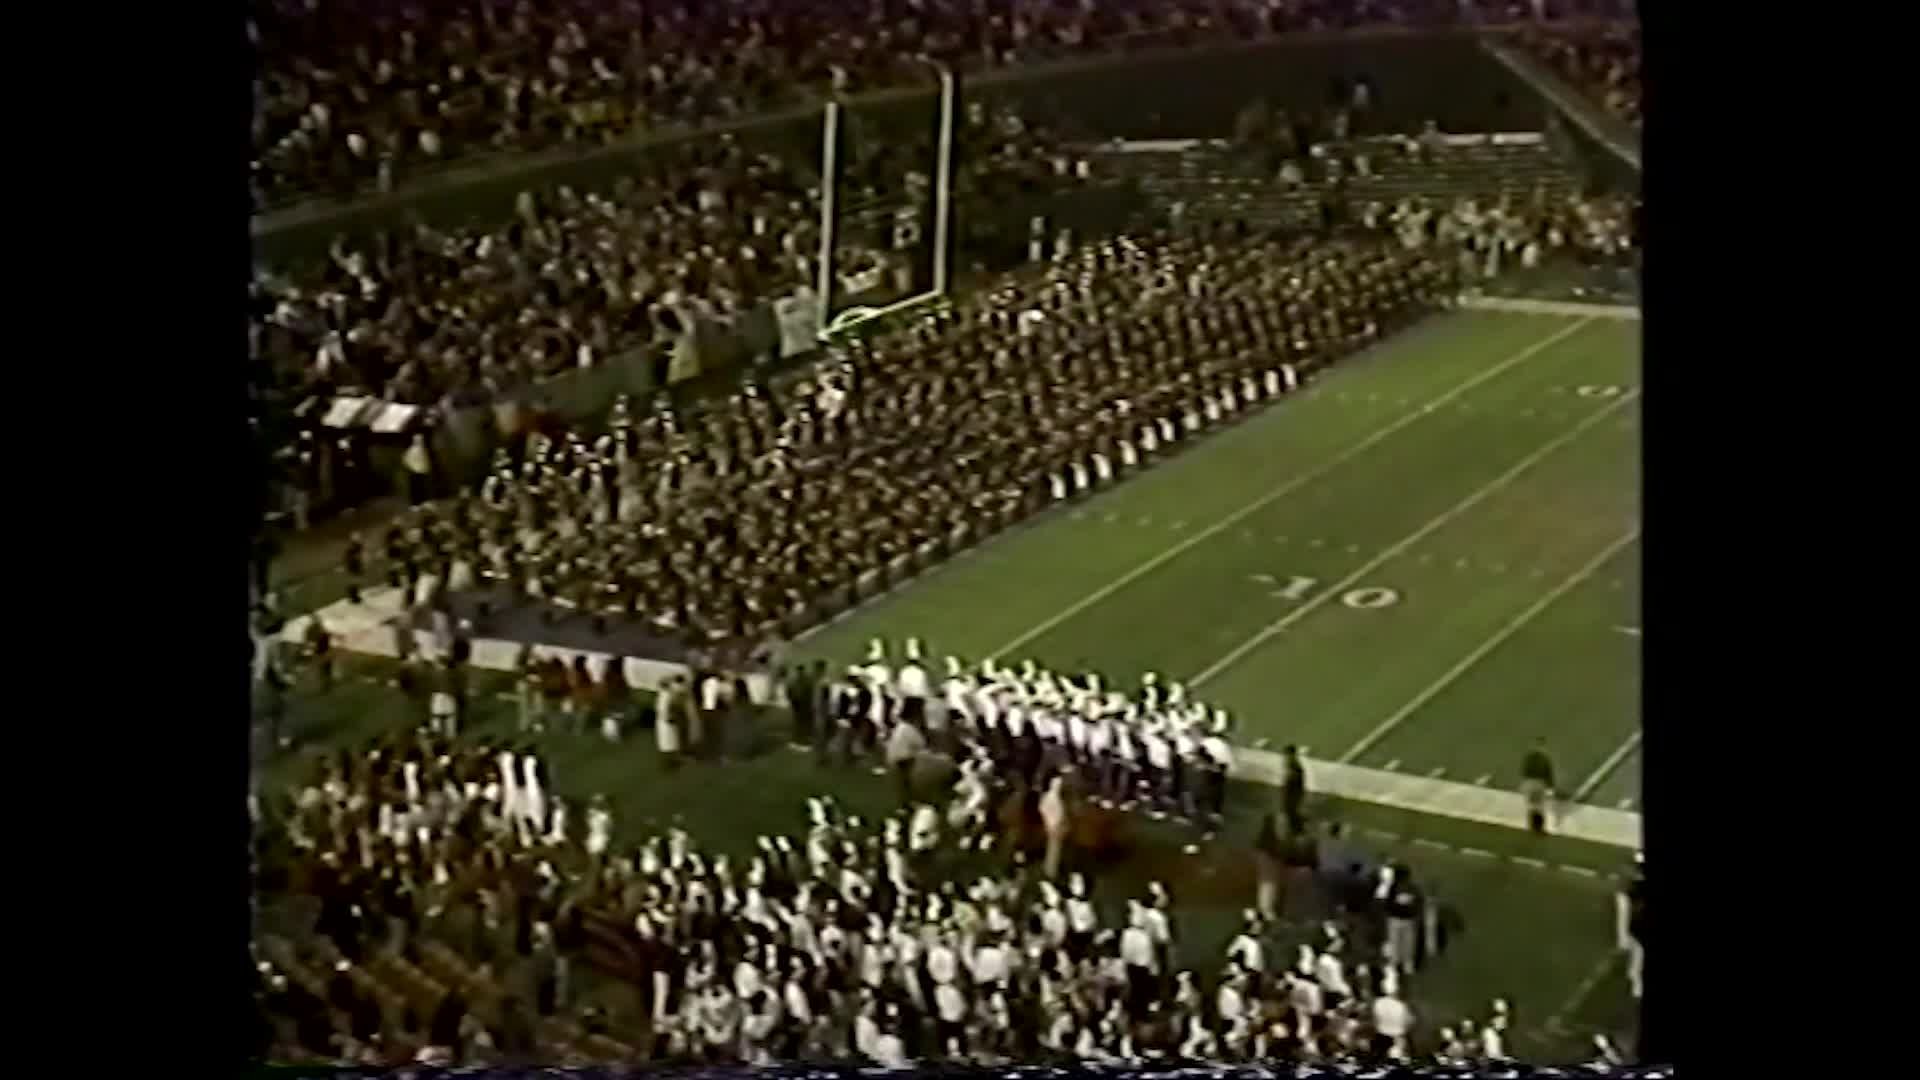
top-left (1587, 746), bottom-right (1640, 810)
top-left (1350, 537), bottom-right (1639, 783)
top-left (257, 664), bottom-right (1629, 1062)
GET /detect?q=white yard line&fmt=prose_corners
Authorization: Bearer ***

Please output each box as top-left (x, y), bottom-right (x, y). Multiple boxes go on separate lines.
top-left (1338, 526), bottom-right (1641, 764)
top-left (1572, 731), bottom-right (1643, 803)
top-left (983, 318), bottom-right (1596, 660)
top-left (1547, 952), bottom-right (1624, 1034)
top-left (1191, 392), bottom-right (1638, 690)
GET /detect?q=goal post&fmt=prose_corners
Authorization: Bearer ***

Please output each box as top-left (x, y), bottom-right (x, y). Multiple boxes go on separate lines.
top-left (815, 62), bottom-right (958, 342)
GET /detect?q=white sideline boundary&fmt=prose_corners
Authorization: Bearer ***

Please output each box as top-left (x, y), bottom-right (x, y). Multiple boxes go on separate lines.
top-left (1237, 748), bottom-right (1641, 850)
top-left (1461, 295), bottom-right (1640, 320)
top-left (280, 593), bottom-right (1639, 847)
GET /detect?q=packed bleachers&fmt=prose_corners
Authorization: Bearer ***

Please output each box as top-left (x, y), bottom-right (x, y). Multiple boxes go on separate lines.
top-left (1112, 131), bottom-right (1584, 231)
top-left (251, 730), bottom-right (644, 1063)
top-left (1361, 187), bottom-right (1635, 280)
top-left (250, 0), bottom-right (1640, 208)
top-left (252, 139), bottom-right (818, 411)
top-left (1510, 23), bottom-right (1642, 130)
top-left (251, 100), bottom-right (1083, 415)
top-left (1072, 113), bottom-right (1633, 284)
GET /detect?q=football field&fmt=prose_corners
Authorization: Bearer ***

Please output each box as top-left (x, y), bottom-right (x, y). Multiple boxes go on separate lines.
top-left (258, 305), bottom-right (1645, 1058)
top-left (798, 307), bottom-right (1643, 832)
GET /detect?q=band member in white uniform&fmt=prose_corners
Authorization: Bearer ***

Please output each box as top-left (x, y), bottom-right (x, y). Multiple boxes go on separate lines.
top-left (1201, 713), bottom-right (1234, 827)
top-left (1109, 714), bottom-right (1139, 807)
top-left (895, 638), bottom-right (931, 726)
top-left (1140, 722), bottom-right (1172, 816)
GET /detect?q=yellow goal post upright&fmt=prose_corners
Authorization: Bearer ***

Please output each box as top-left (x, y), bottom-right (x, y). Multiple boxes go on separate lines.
top-left (814, 61), bottom-right (958, 343)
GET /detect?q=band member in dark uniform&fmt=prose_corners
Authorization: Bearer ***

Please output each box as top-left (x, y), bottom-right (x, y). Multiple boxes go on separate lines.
top-left (341, 532), bottom-right (366, 605)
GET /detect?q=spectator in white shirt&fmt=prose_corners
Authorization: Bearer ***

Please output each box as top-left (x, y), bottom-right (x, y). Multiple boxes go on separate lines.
top-left (1315, 946), bottom-right (1353, 1009)
top-left (885, 719), bottom-right (927, 804)
top-left (1143, 728), bottom-right (1175, 813)
top-left (1064, 875), bottom-right (1099, 957)
top-left (1288, 972), bottom-right (1324, 1021)
top-left (1119, 906), bottom-right (1158, 1011)
top-left (909, 802), bottom-right (940, 855)
top-left (402, 434), bottom-right (433, 505)
top-left (934, 981), bottom-right (968, 1045)
top-left (1216, 971), bottom-right (1248, 1028)
top-left (852, 997), bottom-right (882, 1060)
top-left (896, 638), bottom-right (931, 703)
top-left (1039, 775), bottom-right (1070, 879)
top-left (781, 974), bottom-right (812, 1030)
top-left (1141, 885), bottom-right (1173, 974)
top-left (1226, 911), bottom-right (1265, 977)
top-left (873, 1027), bottom-right (908, 1068)
top-left (733, 958), bottom-right (762, 1003)
top-left (1179, 1015), bottom-right (1219, 1058)
top-left (969, 939), bottom-right (1009, 989)
top-left (926, 936), bottom-right (958, 986)
top-left (1482, 1018), bottom-right (1508, 1060)
top-left (1037, 899), bottom-right (1068, 950)
top-left (1372, 987), bottom-right (1413, 1059)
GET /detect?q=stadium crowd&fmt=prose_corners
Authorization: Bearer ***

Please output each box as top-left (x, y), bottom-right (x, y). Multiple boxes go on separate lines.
top-left (252, 0), bottom-right (1645, 1064)
top-left (253, 140), bottom-right (810, 412)
top-left (250, 100), bottom-right (1081, 417)
top-left (318, 229), bottom-right (1455, 650)
top-left (252, 0), bottom-right (1636, 207)
top-left (252, 690), bottom-right (1502, 1067)
top-left (1356, 187), bottom-right (1637, 278)
top-left (1511, 23), bottom-right (1642, 130)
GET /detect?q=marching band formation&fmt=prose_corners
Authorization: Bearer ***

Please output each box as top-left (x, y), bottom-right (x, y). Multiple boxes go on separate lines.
top-left (820, 638), bottom-right (1237, 833)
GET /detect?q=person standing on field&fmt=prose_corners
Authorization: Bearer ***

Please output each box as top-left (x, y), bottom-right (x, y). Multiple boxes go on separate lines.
top-left (1520, 738), bottom-right (1558, 834)
top-left (403, 434), bottom-right (434, 506)
top-left (1380, 864), bottom-right (1422, 976)
top-left (1281, 745), bottom-right (1308, 830)
top-left (1039, 774), bottom-right (1071, 879)
top-left (785, 662), bottom-right (818, 750)
top-left (1279, 818), bottom-right (1318, 922)
top-left (885, 714), bottom-right (927, 804)
top-left (655, 675), bottom-right (685, 769)
top-left (1618, 851), bottom-right (1646, 1000)
top-left (1253, 811), bottom-right (1285, 921)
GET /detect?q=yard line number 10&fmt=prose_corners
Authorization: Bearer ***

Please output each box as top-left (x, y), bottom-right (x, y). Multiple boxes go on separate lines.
top-left (1254, 574), bottom-right (1401, 609)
